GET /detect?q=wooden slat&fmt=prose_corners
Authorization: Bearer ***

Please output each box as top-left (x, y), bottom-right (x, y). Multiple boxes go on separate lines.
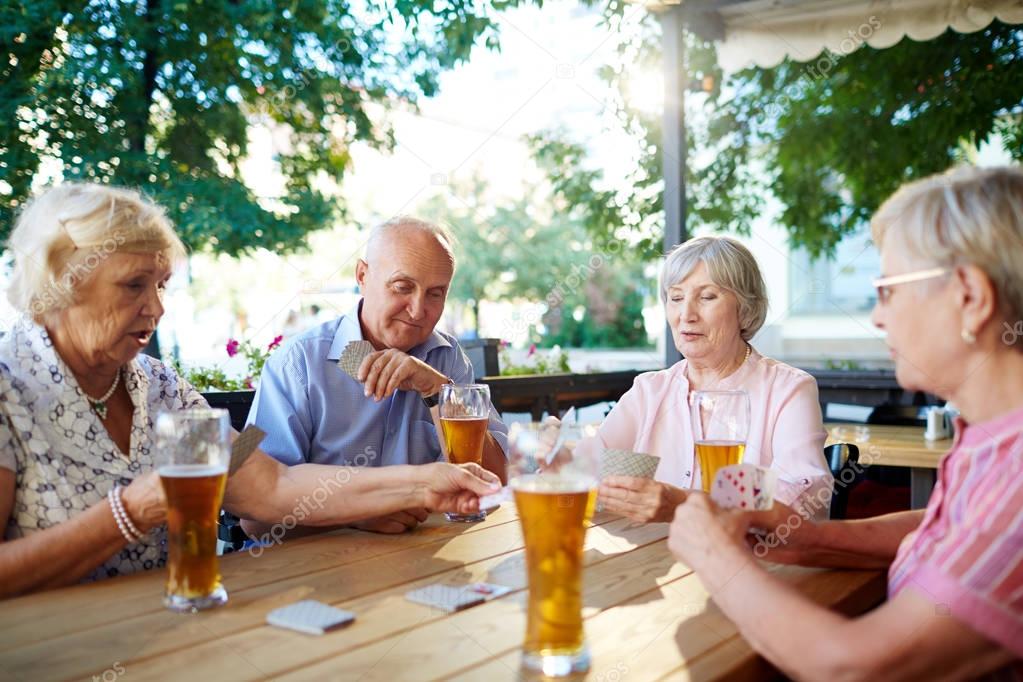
top-left (272, 540), bottom-right (690, 681)
top-left (450, 565), bottom-right (884, 682)
top-left (0, 498), bottom-right (888, 682)
top-left (0, 512), bottom-right (651, 682)
top-left (0, 506), bottom-right (522, 650)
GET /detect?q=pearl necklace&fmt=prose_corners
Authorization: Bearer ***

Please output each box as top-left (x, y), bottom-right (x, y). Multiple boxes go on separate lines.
top-left (85, 368), bottom-right (121, 420)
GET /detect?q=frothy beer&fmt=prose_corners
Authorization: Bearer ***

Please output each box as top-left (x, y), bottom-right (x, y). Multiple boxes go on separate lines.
top-left (160, 464), bottom-right (228, 599)
top-left (512, 474), bottom-right (596, 657)
top-left (694, 441), bottom-right (745, 492)
top-left (441, 416), bottom-right (489, 465)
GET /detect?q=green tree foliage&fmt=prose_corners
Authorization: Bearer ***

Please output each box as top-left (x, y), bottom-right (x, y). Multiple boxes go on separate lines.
top-left (532, 7), bottom-right (1023, 259)
top-left (541, 270), bottom-right (652, 349)
top-left (419, 175), bottom-right (652, 348)
top-left (418, 175), bottom-right (595, 333)
top-left (1, 0), bottom-right (534, 254)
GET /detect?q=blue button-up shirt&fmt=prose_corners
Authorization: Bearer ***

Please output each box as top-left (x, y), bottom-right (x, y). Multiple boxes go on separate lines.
top-left (247, 302), bottom-right (508, 467)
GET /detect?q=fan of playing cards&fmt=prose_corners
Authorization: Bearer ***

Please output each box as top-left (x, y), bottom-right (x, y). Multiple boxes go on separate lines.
top-left (709, 463), bottom-right (777, 510)
top-left (337, 340), bottom-right (374, 379)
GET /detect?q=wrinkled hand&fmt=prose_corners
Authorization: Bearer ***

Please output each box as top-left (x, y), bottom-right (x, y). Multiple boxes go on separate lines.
top-left (598, 476), bottom-right (686, 524)
top-left (738, 500), bottom-right (820, 564)
top-left (358, 349), bottom-right (447, 401)
top-left (667, 492), bottom-right (751, 568)
top-left (352, 508), bottom-right (430, 534)
top-left (419, 462), bottom-right (501, 516)
top-left (120, 471), bottom-right (167, 532)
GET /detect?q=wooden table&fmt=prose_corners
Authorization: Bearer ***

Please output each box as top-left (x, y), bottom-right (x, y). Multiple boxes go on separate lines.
top-left (0, 506), bottom-right (885, 682)
top-left (826, 423), bottom-right (953, 509)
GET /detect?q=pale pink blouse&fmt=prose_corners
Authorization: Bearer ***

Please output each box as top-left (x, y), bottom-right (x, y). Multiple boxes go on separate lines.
top-left (598, 349), bottom-right (833, 518)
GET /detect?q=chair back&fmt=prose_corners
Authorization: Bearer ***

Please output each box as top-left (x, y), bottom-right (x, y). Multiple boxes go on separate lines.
top-left (824, 442), bottom-right (863, 520)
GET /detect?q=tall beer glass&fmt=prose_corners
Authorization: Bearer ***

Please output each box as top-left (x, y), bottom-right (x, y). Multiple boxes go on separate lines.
top-left (439, 383), bottom-right (491, 522)
top-left (155, 409), bottom-right (230, 612)
top-left (507, 421), bottom-right (600, 677)
top-left (690, 390), bottom-right (750, 492)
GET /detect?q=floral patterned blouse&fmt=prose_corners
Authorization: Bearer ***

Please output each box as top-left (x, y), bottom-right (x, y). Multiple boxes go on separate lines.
top-left (0, 322), bottom-right (207, 582)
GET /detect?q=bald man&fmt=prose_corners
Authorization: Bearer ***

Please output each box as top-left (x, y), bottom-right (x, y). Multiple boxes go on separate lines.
top-left (246, 217), bottom-right (509, 532)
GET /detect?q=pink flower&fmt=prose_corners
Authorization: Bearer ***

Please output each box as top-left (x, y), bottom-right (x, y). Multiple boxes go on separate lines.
top-left (268, 334), bottom-right (284, 351)
top-left (527, 343), bottom-right (536, 357)
top-left (243, 377), bottom-right (254, 389)
top-left (226, 339), bottom-right (240, 357)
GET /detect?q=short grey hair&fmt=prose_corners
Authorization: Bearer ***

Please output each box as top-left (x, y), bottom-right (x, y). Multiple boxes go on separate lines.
top-left (660, 236), bottom-right (768, 341)
top-left (6, 183), bottom-right (187, 322)
top-left (872, 165), bottom-right (1023, 330)
top-left (365, 215), bottom-right (456, 267)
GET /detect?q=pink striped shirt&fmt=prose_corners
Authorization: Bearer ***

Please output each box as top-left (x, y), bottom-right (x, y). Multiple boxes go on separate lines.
top-left (889, 404), bottom-right (1023, 666)
top-left (596, 349), bottom-right (833, 518)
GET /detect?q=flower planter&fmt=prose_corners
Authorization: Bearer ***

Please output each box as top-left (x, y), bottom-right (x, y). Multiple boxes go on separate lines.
top-left (201, 390), bottom-right (256, 432)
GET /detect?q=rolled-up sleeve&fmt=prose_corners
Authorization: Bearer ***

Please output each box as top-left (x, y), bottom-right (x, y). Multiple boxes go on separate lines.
top-left (246, 350), bottom-right (313, 467)
top-left (769, 375), bottom-right (832, 519)
top-left (444, 347), bottom-right (509, 456)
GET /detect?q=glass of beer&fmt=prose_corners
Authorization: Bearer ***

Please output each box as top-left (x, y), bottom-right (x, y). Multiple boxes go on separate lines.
top-left (439, 383), bottom-right (491, 522)
top-left (155, 408), bottom-right (230, 613)
top-left (690, 390), bottom-right (750, 492)
top-left (507, 421), bottom-right (600, 677)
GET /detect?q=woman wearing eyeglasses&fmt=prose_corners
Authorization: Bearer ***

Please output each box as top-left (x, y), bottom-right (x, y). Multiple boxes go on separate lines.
top-left (668, 165), bottom-right (1023, 679)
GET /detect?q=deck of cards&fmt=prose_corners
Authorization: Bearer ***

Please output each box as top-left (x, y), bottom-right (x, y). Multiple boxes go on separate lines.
top-left (266, 600), bottom-right (356, 636)
top-left (600, 449), bottom-right (660, 480)
top-left (710, 463), bottom-right (777, 511)
top-left (405, 581), bottom-right (512, 613)
top-left (337, 339), bottom-right (374, 379)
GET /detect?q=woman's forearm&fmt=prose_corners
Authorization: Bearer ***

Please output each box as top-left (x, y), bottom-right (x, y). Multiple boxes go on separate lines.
top-left (226, 452), bottom-right (427, 526)
top-left (802, 510), bottom-right (923, 568)
top-left (0, 500), bottom-right (127, 598)
top-left (699, 545), bottom-right (858, 681)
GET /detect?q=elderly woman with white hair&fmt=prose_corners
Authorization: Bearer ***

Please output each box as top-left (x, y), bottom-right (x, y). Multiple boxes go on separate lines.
top-left (668, 166), bottom-right (1023, 679)
top-left (0, 183), bottom-right (499, 598)
top-left (597, 236), bottom-right (832, 523)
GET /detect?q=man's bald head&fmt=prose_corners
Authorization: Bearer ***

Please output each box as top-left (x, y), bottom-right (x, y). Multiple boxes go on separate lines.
top-left (355, 216), bottom-right (457, 351)
top-left (365, 216), bottom-right (456, 268)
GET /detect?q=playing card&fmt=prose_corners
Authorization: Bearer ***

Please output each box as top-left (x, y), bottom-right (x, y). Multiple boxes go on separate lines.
top-left (405, 583), bottom-right (490, 612)
top-left (600, 449), bottom-right (660, 480)
top-left (266, 600), bottom-right (355, 635)
top-left (337, 340), bottom-right (374, 379)
top-left (710, 463), bottom-right (777, 511)
top-left (465, 582), bottom-right (512, 600)
top-left (229, 425), bottom-right (265, 475)
top-left (478, 485), bottom-right (512, 510)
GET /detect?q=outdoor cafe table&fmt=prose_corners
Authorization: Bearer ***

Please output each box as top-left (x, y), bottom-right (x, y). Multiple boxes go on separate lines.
top-left (0, 506), bottom-right (885, 682)
top-left (826, 422), bottom-right (953, 510)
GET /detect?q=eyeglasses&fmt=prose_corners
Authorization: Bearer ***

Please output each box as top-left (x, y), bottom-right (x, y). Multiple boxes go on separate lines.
top-left (871, 267), bottom-right (950, 305)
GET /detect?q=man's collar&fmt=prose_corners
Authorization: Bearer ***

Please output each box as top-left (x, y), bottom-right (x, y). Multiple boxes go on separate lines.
top-left (326, 298), bottom-right (453, 362)
top-left (325, 301), bottom-right (366, 361)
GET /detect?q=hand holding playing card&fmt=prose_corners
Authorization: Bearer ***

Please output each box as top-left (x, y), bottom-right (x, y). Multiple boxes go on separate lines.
top-left (709, 463), bottom-right (777, 511)
top-left (347, 346), bottom-right (448, 401)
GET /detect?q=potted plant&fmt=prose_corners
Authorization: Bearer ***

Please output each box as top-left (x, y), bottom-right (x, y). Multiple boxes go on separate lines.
top-left (171, 335), bottom-right (283, 430)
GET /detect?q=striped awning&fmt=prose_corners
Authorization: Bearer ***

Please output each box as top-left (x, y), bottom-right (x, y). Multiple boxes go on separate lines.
top-left (668, 0), bottom-right (1023, 72)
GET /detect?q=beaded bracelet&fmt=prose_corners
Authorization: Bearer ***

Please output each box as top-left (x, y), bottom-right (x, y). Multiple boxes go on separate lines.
top-left (107, 486), bottom-right (142, 543)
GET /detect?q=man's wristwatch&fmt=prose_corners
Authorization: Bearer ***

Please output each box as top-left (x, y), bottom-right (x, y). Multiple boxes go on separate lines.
top-left (421, 377), bottom-right (452, 409)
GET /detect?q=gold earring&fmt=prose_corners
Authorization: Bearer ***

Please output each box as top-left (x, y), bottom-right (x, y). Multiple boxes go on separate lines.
top-left (961, 328), bottom-right (977, 344)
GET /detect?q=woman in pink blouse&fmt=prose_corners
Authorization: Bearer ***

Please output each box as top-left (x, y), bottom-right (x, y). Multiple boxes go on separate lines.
top-left (597, 236), bottom-right (832, 523)
top-left (669, 166), bottom-right (1023, 678)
